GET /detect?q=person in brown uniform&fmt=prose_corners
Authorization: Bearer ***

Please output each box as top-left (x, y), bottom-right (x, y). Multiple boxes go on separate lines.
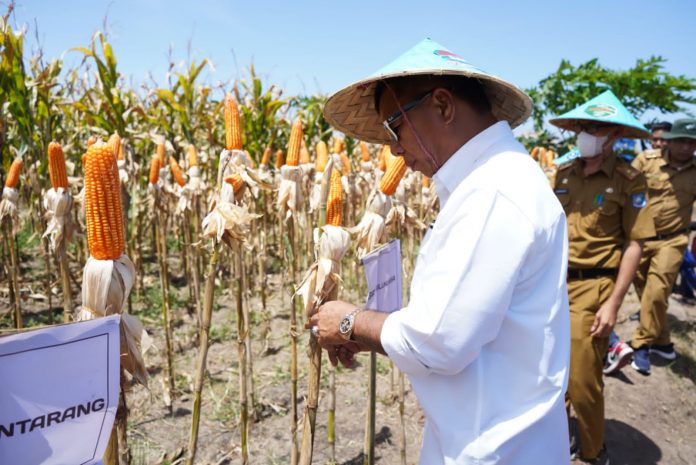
top-left (550, 90), bottom-right (655, 464)
top-left (628, 119), bottom-right (696, 374)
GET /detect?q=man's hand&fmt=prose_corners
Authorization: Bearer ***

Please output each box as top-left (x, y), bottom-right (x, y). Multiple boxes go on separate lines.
top-left (305, 300), bottom-right (361, 348)
top-left (590, 300), bottom-right (619, 338)
top-left (326, 342), bottom-right (363, 368)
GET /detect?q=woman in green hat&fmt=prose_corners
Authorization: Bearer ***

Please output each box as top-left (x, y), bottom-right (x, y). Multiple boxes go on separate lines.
top-left (307, 38), bottom-right (571, 465)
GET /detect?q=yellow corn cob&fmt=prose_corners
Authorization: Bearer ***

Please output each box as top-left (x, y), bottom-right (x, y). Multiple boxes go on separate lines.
top-left (83, 143), bottom-right (124, 260)
top-left (378, 145), bottom-right (389, 171)
top-left (326, 169), bottom-right (343, 227)
top-left (332, 137), bottom-right (344, 154)
top-left (187, 144), bottom-right (198, 167)
top-left (339, 152), bottom-right (352, 174)
top-left (117, 142), bottom-right (126, 161)
top-left (530, 146), bottom-right (540, 161)
top-left (4, 159), bottom-right (22, 188)
top-left (379, 155), bottom-right (407, 196)
top-left (149, 156), bottom-right (160, 185)
top-left (48, 142), bottom-right (69, 189)
top-left (360, 141), bottom-right (370, 162)
top-left (261, 146), bottom-right (272, 165)
top-left (315, 141), bottom-right (329, 172)
top-left (108, 133), bottom-right (121, 160)
top-left (300, 143), bottom-right (310, 164)
top-left (224, 93), bottom-right (243, 151)
top-left (286, 117), bottom-right (303, 166)
top-left (225, 174), bottom-right (245, 193)
top-left (275, 149), bottom-right (284, 169)
top-left (87, 136), bottom-right (97, 148)
top-left (422, 176), bottom-right (430, 188)
top-left (170, 156), bottom-right (186, 187)
top-left (156, 142), bottom-right (166, 168)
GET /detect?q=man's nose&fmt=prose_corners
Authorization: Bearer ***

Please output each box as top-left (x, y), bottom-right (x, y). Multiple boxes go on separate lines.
top-left (389, 141), bottom-right (406, 156)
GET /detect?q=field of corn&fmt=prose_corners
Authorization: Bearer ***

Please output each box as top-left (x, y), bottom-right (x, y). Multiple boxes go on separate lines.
top-left (2, 10), bottom-right (696, 465)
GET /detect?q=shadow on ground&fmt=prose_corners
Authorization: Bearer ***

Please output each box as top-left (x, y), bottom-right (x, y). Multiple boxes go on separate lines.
top-left (605, 419), bottom-right (662, 465)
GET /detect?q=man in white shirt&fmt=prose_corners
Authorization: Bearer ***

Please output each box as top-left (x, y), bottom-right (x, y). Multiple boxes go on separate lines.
top-left (309, 38), bottom-right (570, 465)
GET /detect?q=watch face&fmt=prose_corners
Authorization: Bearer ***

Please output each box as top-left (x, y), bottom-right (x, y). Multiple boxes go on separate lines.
top-left (339, 316), bottom-right (351, 334)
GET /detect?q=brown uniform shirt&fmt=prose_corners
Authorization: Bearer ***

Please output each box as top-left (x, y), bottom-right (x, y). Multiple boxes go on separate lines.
top-left (554, 155), bottom-right (655, 269)
top-left (632, 149), bottom-right (696, 235)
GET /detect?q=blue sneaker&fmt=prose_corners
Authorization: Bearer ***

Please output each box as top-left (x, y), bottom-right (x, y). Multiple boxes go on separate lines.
top-left (650, 343), bottom-right (677, 360)
top-left (631, 345), bottom-right (651, 375)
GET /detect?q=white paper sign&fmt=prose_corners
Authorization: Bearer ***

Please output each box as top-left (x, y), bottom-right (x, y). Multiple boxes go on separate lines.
top-left (361, 239), bottom-right (403, 313)
top-left (0, 315), bottom-right (121, 465)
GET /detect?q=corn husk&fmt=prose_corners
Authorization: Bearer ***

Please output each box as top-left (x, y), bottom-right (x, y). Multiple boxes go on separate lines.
top-left (42, 188), bottom-right (74, 252)
top-left (349, 191), bottom-right (391, 258)
top-left (78, 255), bottom-right (151, 386)
top-left (296, 225), bottom-right (351, 318)
top-left (277, 164), bottom-right (303, 222)
top-left (201, 201), bottom-right (259, 247)
top-left (0, 187), bottom-right (20, 234)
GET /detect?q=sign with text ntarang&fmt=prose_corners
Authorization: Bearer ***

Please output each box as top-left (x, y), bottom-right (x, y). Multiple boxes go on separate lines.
top-left (361, 239), bottom-right (403, 313)
top-left (0, 315), bottom-right (120, 465)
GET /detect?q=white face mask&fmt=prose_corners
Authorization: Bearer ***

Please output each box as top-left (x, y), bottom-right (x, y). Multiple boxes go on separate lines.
top-left (576, 131), bottom-right (609, 158)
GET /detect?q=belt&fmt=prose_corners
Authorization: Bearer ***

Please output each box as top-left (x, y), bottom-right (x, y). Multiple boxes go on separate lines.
top-left (645, 228), bottom-right (690, 242)
top-left (567, 268), bottom-right (617, 280)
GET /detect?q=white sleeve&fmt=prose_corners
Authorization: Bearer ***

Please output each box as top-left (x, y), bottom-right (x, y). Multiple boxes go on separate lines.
top-left (380, 188), bottom-right (534, 377)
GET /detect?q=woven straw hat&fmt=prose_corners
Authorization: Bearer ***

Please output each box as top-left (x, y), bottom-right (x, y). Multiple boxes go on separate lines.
top-left (323, 38), bottom-right (533, 144)
top-left (549, 90), bottom-right (650, 139)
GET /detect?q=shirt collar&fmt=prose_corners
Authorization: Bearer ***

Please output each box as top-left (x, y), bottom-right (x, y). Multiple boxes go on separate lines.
top-left (433, 121), bottom-right (513, 207)
top-left (572, 152), bottom-right (616, 178)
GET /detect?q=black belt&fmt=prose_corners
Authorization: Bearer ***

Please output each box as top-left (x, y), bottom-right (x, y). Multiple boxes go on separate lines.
top-left (567, 268), bottom-right (617, 280)
top-left (645, 228), bottom-right (690, 242)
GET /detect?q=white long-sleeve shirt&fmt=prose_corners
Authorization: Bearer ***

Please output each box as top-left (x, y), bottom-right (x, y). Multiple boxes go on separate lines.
top-left (381, 121), bottom-right (570, 465)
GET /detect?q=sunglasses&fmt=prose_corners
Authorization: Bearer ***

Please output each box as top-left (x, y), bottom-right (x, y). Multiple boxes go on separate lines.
top-left (382, 91), bottom-right (433, 142)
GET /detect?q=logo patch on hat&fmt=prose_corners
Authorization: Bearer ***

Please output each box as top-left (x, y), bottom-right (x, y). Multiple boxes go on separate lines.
top-left (433, 50), bottom-right (468, 65)
top-left (685, 123), bottom-right (696, 131)
top-left (632, 192), bottom-right (647, 208)
top-left (584, 104), bottom-right (618, 118)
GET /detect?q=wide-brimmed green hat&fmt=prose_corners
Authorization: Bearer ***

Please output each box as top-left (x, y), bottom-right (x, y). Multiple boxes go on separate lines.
top-left (662, 118), bottom-right (696, 140)
top-left (549, 90), bottom-right (650, 139)
top-left (323, 38), bottom-right (532, 144)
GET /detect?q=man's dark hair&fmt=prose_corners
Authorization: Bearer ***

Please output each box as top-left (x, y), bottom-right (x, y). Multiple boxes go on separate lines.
top-left (651, 121), bottom-right (672, 132)
top-left (374, 75), bottom-right (492, 115)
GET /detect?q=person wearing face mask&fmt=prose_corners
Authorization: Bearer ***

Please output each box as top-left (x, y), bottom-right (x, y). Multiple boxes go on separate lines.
top-left (624, 119), bottom-right (696, 374)
top-left (308, 39), bottom-right (571, 465)
top-left (550, 90), bottom-right (655, 464)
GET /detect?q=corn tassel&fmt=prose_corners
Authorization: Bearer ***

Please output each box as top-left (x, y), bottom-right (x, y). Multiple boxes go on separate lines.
top-left (379, 155), bottom-right (407, 196)
top-left (326, 170), bottom-right (343, 226)
top-left (315, 141), bottom-right (329, 172)
top-left (48, 142), bottom-right (69, 190)
top-left (286, 118), bottom-right (303, 166)
top-left (5, 159), bottom-right (23, 188)
top-left (170, 156), bottom-right (186, 187)
top-left (84, 142), bottom-right (125, 261)
top-left (224, 93), bottom-right (243, 151)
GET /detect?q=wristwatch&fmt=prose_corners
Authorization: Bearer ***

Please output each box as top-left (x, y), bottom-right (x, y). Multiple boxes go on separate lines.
top-left (338, 307), bottom-right (363, 341)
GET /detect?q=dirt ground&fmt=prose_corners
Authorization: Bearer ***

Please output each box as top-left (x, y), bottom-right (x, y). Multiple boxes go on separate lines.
top-left (2, 236), bottom-right (696, 465)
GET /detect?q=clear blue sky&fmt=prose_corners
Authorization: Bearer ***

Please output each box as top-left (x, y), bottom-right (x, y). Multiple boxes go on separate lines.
top-left (9, 0), bottom-right (696, 127)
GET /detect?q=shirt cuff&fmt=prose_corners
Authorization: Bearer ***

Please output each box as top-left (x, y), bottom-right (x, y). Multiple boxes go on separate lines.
top-left (380, 309), bottom-right (430, 378)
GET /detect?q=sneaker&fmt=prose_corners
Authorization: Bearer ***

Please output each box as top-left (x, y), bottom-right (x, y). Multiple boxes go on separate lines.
top-left (603, 341), bottom-right (634, 375)
top-left (631, 345), bottom-right (651, 375)
top-left (628, 310), bottom-right (640, 321)
top-left (650, 343), bottom-right (677, 360)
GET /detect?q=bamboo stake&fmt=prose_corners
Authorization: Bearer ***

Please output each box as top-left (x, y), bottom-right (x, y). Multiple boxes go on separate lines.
top-left (234, 245), bottom-right (249, 464)
top-left (155, 204), bottom-right (175, 412)
top-left (3, 221), bottom-right (22, 329)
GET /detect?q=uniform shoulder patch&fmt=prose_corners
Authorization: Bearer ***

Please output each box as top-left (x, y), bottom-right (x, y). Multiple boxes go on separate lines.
top-left (616, 162), bottom-right (641, 181)
top-left (644, 149), bottom-right (661, 159)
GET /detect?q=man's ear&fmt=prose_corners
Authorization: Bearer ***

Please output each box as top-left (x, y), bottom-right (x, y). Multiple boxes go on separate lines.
top-left (432, 88), bottom-right (455, 124)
